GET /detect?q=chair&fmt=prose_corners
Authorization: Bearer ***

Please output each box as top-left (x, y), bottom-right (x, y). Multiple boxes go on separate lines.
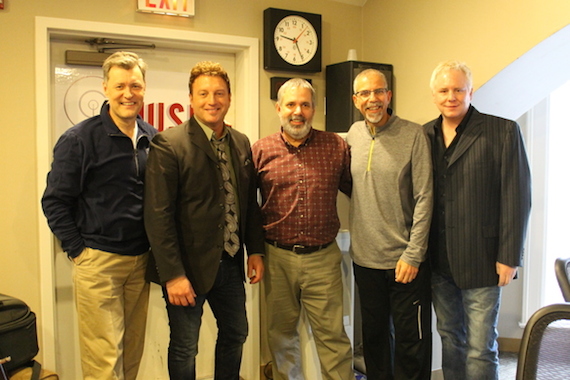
top-left (516, 303), bottom-right (570, 379)
top-left (555, 258), bottom-right (570, 302)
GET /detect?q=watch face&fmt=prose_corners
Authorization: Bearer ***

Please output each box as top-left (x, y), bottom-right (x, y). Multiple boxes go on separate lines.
top-left (273, 15), bottom-right (318, 66)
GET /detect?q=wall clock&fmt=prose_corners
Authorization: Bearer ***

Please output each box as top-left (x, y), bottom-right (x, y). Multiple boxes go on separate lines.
top-left (263, 8), bottom-right (322, 72)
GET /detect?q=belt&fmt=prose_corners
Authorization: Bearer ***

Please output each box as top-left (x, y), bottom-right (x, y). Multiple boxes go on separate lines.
top-left (265, 239), bottom-right (333, 254)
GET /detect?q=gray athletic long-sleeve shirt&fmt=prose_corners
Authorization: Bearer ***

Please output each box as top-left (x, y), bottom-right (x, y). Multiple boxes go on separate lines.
top-left (346, 115), bottom-right (433, 269)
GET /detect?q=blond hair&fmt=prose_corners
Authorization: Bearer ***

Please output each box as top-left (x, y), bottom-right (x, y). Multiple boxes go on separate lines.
top-left (188, 61), bottom-right (231, 94)
top-left (430, 60), bottom-right (472, 91)
top-left (102, 51), bottom-right (147, 83)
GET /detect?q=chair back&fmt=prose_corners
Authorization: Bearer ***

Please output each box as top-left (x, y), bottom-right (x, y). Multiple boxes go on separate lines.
top-left (516, 303), bottom-right (570, 379)
top-left (555, 258), bottom-right (570, 302)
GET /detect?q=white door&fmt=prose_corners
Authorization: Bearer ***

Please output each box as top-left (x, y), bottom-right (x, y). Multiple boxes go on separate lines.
top-left (37, 18), bottom-right (260, 380)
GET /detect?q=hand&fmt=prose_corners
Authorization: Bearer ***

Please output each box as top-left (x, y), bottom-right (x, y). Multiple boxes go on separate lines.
top-left (496, 262), bottom-right (517, 286)
top-left (247, 255), bottom-right (265, 284)
top-left (166, 276), bottom-right (197, 306)
top-left (395, 259), bottom-right (419, 284)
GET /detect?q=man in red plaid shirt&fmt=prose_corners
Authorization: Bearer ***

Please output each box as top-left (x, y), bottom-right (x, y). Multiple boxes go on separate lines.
top-left (253, 78), bottom-right (354, 380)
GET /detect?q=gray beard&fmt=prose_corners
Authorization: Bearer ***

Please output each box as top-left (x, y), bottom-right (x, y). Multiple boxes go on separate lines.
top-left (366, 113), bottom-right (383, 125)
top-left (282, 121), bottom-right (311, 140)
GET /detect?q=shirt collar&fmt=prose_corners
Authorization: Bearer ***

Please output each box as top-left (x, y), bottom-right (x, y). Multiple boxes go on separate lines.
top-left (367, 110), bottom-right (395, 136)
top-left (456, 105), bottom-right (474, 135)
top-left (434, 105), bottom-right (474, 135)
top-left (280, 127), bottom-right (314, 148)
top-left (195, 117), bottom-right (228, 141)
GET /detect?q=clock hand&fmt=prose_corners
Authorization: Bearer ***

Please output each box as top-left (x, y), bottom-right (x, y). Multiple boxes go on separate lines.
top-left (294, 27), bottom-right (308, 43)
top-left (294, 41), bottom-right (304, 60)
top-left (280, 35), bottom-right (295, 41)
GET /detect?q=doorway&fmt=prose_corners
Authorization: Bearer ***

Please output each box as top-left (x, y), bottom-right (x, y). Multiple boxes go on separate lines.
top-left (36, 17), bottom-right (260, 380)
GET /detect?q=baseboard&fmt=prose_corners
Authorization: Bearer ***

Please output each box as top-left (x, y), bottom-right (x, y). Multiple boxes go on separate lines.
top-left (431, 369), bottom-right (444, 380)
top-left (498, 337), bottom-right (521, 353)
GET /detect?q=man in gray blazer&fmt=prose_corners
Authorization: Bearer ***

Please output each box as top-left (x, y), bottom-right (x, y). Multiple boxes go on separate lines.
top-left (144, 61), bottom-right (265, 379)
top-left (424, 60), bottom-right (531, 380)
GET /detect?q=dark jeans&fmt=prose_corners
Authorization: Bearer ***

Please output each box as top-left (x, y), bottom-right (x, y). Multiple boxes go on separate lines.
top-left (162, 257), bottom-right (248, 380)
top-left (354, 262), bottom-right (432, 380)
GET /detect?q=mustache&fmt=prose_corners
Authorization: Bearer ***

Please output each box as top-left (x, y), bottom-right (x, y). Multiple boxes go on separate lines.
top-left (366, 102), bottom-right (384, 109)
top-left (290, 116), bottom-right (306, 123)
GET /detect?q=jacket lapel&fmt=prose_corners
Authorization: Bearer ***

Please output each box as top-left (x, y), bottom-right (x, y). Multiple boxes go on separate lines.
top-left (227, 128), bottom-right (245, 195)
top-left (447, 108), bottom-right (483, 168)
top-left (187, 117), bottom-right (218, 163)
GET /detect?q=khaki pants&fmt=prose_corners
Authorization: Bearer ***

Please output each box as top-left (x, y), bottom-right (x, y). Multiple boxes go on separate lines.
top-left (73, 248), bottom-right (149, 380)
top-left (264, 242), bottom-right (354, 380)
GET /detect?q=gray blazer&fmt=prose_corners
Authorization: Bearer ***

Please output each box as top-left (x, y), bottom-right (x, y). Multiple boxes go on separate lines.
top-left (424, 106), bottom-right (531, 289)
top-left (144, 117), bottom-right (265, 294)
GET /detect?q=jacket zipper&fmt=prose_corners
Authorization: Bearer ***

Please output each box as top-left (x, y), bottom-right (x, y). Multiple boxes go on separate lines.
top-left (367, 137), bottom-right (375, 172)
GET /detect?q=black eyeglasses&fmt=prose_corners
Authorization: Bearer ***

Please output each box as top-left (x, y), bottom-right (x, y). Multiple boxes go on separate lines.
top-left (354, 88), bottom-right (388, 99)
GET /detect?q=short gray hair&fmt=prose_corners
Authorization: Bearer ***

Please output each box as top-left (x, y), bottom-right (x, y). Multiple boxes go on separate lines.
top-left (277, 78), bottom-right (316, 107)
top-left (430, 60), bottom-right (472, 91)
top-left (353, 69), bottom-right (388, 93)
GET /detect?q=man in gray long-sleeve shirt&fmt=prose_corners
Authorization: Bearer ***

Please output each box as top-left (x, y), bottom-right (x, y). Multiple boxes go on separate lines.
top-left (346, 69), bottom-right (433, 379)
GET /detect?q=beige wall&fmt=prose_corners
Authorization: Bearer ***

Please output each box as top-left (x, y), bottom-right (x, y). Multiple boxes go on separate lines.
top-left (0, 0), bottom-right (362, 363)
top-left (1, 0), bottom-right (569, 365)
top-left (361, 0), bottom-right (570, 124)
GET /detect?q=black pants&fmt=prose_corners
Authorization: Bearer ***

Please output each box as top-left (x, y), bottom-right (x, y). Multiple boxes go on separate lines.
top-left (354, 262), bottom-right (432, 380)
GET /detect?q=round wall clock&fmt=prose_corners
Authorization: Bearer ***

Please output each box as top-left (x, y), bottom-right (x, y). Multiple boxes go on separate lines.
top-left (264, 8), bottom-right (322, 72)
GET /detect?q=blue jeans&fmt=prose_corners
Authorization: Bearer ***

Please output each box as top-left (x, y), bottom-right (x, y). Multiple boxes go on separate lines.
top-left (431, 272), bottom-right (501, 380)
top-left (162, 258), bottom-right (247, 380)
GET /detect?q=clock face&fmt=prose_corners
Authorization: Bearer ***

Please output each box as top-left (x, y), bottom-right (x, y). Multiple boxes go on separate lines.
top-left (273, 15), bottom-right (318, 66)
top-left (263, 8), bottom-right (321, 72)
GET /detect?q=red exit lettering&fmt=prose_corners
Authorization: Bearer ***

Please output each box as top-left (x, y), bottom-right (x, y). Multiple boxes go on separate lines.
top-left (144, 0), bottom-right (188, 11)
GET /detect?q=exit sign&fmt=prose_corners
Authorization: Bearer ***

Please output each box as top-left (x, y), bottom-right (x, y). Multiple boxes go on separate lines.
top-left (137, 0), bottom-right (194, 17)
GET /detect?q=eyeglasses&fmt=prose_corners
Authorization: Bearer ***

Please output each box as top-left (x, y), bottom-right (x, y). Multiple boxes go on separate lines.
top-left (354, 88), bottom-right (388, 99)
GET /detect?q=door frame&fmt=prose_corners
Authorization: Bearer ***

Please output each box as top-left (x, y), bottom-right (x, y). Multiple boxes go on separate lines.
top-left (35, 16), bottom-right (260, 377)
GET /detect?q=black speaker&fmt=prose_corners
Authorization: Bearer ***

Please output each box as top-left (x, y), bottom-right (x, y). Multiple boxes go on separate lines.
top-left (325, 61), bottom-right (393, 132)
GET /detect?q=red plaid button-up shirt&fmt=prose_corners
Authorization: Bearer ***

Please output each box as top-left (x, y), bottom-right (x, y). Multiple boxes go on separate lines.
top-left (252, 128), bottom-right (351, 246)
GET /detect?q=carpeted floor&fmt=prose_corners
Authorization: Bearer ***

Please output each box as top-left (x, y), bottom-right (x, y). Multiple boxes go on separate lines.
top-left (499, 351), bottom-right (518, 379)
top-left (353, 351), bottom-right (519, 379)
